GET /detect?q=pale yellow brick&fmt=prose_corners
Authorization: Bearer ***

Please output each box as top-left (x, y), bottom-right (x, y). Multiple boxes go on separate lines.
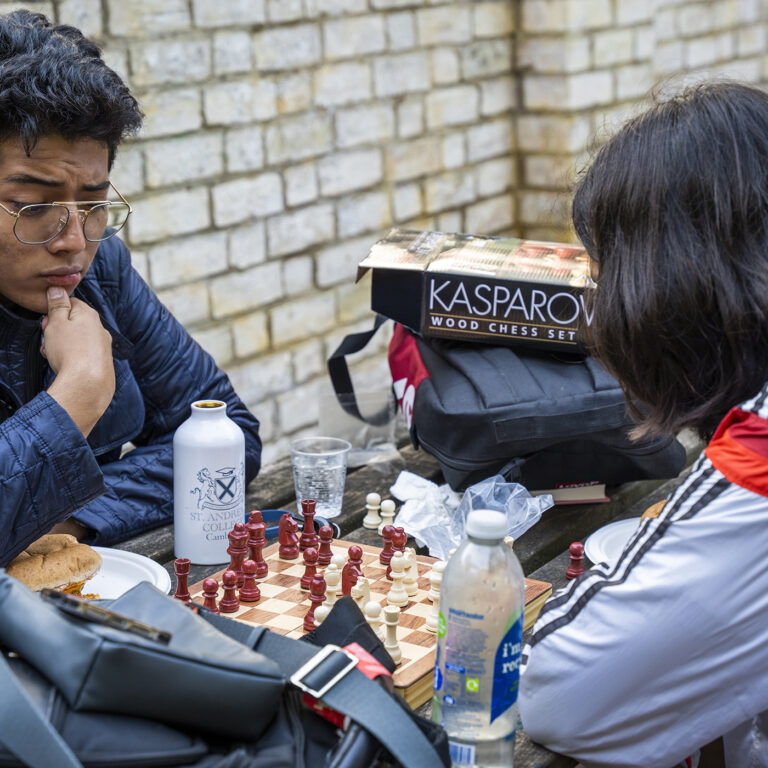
top-left (139, 89), bottom-right (202, 139)
top-left (517, 115), bottom-right (591, 153)
top-left (416, 5), bottom-right (473, 45)
top-left (678, 3), bottom-right (714, 37)
top-left (737, 0), bottom-right (760, 23)
top-left (461, 39), bottom-right (514, 80)
top-left (473, 2), bottom-right (515, 38)
top-left (229, 352), bottom-right (292, 404)
top-left (337, 191), bottom-right (392, 238)
top-left (254, 25), bottom-right (322, 71)
top-left (653, 8), bottom-right (679, 43)
top-left (397, 99), bottom-right (425, 138)
top-left (373, 52), bottom-right (430, 97)
top-left (129, 188), bottom-right (210, 244)
top-left (291, 340), bottom-right (325, 385)
top-left (336, 104), bottom-right (396, 148)
top-left (387, 11), bottom-right (416, 51)
top-left (271, 293), bottom-right (336, 347)
top-left (276, 72), bottom-right (313, 114)
top-left (283, 256), bottom-right (314, 296)
top-left (314, 63), bottom-right (372, 106)
top-left (426, 85), bottom-right (479, 128)
top-left (593, 29), bottom-right (635, 67)
top-left (58, 0), bottom-right (102, 37)
top-left (210, 262), bottom-right (283, 319)
top-left (261, 440), bottom-right (291, 467)
top-left (130, 38), bottom-right (211, 88)
top-left (318, 150), bottom-right (383, 196)
top-left (149, 232), bottom-right (228, 289)
top-left (212, 174), bottom-right (283, 228)
top-left (323, 15), bottom-right (387, 59)
top-left (312, 0), bottom-right (367, 13)
top-left (615, 0), bottom-right (653, 25)
top-left (192, 0), bottom-right (266, 27)
top-left (738, 26), bottom-right (767, 57)
top-left (425, 170), bottom-right (476, 213)
top-left (129, 249), bottom-right (149, 283)
top-left (203, 79), bottom-right (277, 125)
top-left (278, 382), bottom-right (320, 433)
top-left (337, 282), bottom-right (372, 325)
top-left (467, 120), bottom-right (513, 162)
top-left (265, 113), bottom-right (334, 164)
top-left (465, 194), bottom-right (514, 234)
top-left (685, 34), bottom-right (734, 69)
top-left (616, 63), bottom-right (654, 101)
top-left (480, 76), bottom-right (516, 116)
top-left (225, 126), bottom-right (264, 173)
top-left (267, 204), bottom-right (335, 257)
top-left (524, 155), bottom-right (573, 188)
top-left (268, 0), bottom-right (302, 22)
top-left (654, 41), bottom-right (684, 74)
top-left (213, 31), bottom-right (252, 75)
top-left (157, 282), bottom-right (209, 326)
top-left (519, 36), bottom-right (591, 74)
top-left (568, 0), bottom-right (613, 30)
top-left (437, 211), bottom-right (463, 233)
top-left (285, 163), bottom-right (319, 207)
top-left (476, 157), bottom-right (516, 197)
top-left (393, 183), bottom-right (423, 221)
top-left (107, 0), bottom-right (190, 36)
top-left (520, 190), bottom-right (570, 225)
top-left (144, 133), bottom-right (223, 188)
top-left (193, 326), bottom-right (234, 366)
top-left (316, 235), bottom-right (372, 287)
top-left (111, 146), bottom-right (144, 197)
top-left (253, 399), bottom-right (276, 444)
top-left (386, 137), bottom-right (442, 181)
top-left (229, 222), bottom-right (267, 269)
top-left (522, 0), bottom-right (569, 33)
top-left (431, 48), bottom-right (460, 85)
top-left (711, 57), bottom-right (762, 83)
top-left (442, 132), bottom-right (466, 170)
top-left (635, 25), bottom-right (655, 59)
top-left (232, 312), bottom-right (270, 359)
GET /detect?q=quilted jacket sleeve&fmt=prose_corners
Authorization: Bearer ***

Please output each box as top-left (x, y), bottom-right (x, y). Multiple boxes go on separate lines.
top-left (70, 240), bottom-right (262, 545)
top-left (0, 393), bottom-right (106, 563)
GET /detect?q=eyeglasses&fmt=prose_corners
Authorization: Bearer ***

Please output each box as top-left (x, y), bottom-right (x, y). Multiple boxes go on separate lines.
top-left (0, 182), bottom-right (132, 245)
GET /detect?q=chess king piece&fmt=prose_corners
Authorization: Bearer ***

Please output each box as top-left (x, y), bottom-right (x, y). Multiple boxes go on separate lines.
top-left (387, 552), bottom-right (409, 607)
top-left (278, 513), bottom-right (299, 560)
top-left (377, 499), bottom-right (396, 535)
top-left (227, 522), bottom-right (249, 586)
top-left (239, 559), bottom-right (261, 602)
top-left (299, 498), bottom-right (319, 551)
top-left (566, 541), bottom-right (585, 580)
top-left (173, 557), bottom-right (190, 601)
top-left (249, 521), bottom-right (268, 579)
top-left (362, 492), bottom-right (382, 530)
top-left (383, 605), bottom-right (402, 664)
top-left (402, 549), bottom-right (418, 598)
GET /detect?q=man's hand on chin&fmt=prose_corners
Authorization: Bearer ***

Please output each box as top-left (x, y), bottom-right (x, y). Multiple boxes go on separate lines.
top-left (49, 519), bottom-right (88, 540)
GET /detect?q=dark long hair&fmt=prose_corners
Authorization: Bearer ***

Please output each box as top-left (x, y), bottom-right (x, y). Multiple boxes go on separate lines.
top-left (0, 10), bottom-right (142, 167)
top-left (573, 82), bottom-right (768, 440)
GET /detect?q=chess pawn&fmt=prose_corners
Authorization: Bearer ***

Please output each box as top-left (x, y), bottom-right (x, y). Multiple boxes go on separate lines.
top-left (330, 553), bottom-right (346, 572)
top-left (304, 573), bottom-right (326, 632)
top-left (239, 559), bottom-right (261, 602)
top-left (323, 563), bottom-right (341, 607)
top-left (383, 605), bottom-right (402, 664)
top-left (428, 561), bottom-right (446, 602)
top-left (314, 602), bottom-right (330, 626)
top-left (364, 600), bottom-right (383, 639)
top-left (219, 569), bottom-right (240, 613)
top-left (300, 547), bottom-right (319, 590)
top-left (566, 541), bottom-right (585, 580)
top-left (377, 499), bottom-right (396, 535)
top-left (299, 498), bottom-right (319, 551)
top-left (402, 549), bottom-right (418, 598)
top-left (387, 552), bottom-right (409, 607)
top-left (387, 528), bottom-right (407, 579)
top-left (202, 577), bottom-right (219, 613)
top-left (362, 492), bottom-right (382, 530)
top-left (317, 525), bottom-right (334, 566)
top-left (351, 577), bottom-right (371, 610)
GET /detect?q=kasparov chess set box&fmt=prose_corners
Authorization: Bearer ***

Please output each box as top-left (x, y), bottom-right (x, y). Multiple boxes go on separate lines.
top-left (357, 228), bottom-right (596, 353)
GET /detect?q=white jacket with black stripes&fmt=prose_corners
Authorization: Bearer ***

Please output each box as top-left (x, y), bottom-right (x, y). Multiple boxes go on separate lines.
top-left (519, 387), bottom-right (768, 768)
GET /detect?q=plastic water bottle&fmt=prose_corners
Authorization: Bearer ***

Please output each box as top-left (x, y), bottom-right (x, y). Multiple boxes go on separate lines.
top-left (432, 509), bottom-right (525, 767)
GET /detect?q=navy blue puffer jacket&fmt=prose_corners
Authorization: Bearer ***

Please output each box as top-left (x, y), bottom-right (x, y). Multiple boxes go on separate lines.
top-left (0, 236), bottom-right (261, 564)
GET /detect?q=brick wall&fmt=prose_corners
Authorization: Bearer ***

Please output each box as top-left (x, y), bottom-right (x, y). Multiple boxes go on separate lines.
top-left (9, 0), bottom-right (767, 463)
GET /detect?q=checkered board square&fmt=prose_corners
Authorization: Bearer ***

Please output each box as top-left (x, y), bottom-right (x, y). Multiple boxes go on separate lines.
top-left (187, 540), bottom-right (440, 703)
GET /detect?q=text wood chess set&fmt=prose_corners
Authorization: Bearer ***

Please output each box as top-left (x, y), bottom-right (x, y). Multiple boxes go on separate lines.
top-left (178, 497), bottom-right (551, 709)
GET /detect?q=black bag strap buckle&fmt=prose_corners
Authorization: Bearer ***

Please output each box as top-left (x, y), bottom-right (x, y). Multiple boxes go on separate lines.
top-left (290, 644), bottom-right (358, 699)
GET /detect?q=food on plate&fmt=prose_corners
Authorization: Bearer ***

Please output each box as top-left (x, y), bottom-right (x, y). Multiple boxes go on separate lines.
top-left (6, 533), bottom-right (102, 596)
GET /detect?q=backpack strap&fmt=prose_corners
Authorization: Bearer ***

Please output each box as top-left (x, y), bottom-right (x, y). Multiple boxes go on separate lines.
top-left (0, 652), bottom-right (83, 768)
top-left (201, 609), bottom-right (448, 768)
top-left (327, 314), bottom-right (393, 426)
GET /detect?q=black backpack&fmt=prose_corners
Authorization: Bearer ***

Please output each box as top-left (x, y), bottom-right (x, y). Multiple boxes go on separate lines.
top-left (329, 317), bottom-right (685, 492)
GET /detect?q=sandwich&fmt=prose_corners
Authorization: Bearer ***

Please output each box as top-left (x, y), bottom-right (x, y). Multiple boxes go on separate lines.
top-left (6, 533), bottom-right (102, 596)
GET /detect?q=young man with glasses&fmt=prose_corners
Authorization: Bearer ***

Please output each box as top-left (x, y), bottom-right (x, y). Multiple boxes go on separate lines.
top-left (0, 11), bottom-right (261, 563)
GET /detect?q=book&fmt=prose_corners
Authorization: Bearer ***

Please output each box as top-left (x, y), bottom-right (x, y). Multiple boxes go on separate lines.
top-left (531, 481), bottom-right (610, 505)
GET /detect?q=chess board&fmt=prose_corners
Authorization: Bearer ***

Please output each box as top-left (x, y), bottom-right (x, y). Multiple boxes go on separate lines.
top-left (188, 539), bottom-right (551, 709)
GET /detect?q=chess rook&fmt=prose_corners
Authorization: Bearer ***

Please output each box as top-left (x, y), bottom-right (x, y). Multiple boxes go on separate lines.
top-left (362, 492), bottom-right (382, 530)
top-left (173, 557), bottom-right (190, 601)
top-left (299, 498), bottom-right (319, 551)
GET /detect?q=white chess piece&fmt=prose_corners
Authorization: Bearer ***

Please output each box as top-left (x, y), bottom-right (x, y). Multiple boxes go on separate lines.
top-left (387, 552), bottom-right (409, 607)
top-left (426, 565), bottom-right (443, 633)
top-left (364, 600), bottom-right (383, 639)
top-left (377, 499), bottom-right (396, 535)
top-left (362, 492), bottom-right (382, 530)
top-left (330, 553), bottom-right (346, 575)
top-left (351, 577), bottom-right (371, 610)
top-left (323, 564), bottom-right (341, 607)
top-left (427, 560), bottom-right (446, 603)
top-left (403, 548), bottom-right (418, 598)
top-left (314, 603), bottom-right (330, 625)
top-left (383, 605), bottom-right (402, 664)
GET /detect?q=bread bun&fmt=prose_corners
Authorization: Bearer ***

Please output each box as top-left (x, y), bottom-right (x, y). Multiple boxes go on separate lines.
top-left (7, 534), bottom-right (102, 593)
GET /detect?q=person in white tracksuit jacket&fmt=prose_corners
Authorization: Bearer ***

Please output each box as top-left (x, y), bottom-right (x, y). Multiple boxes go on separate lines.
top-left (519, 82), bottom-right (768, 768)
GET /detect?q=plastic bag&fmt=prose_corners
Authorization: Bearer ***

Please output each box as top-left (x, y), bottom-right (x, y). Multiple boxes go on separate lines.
top-left (391, 472), bottom-right (552, 559)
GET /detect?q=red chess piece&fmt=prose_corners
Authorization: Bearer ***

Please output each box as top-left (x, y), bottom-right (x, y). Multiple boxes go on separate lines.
top-left (300, 547), bottom-right (319, 590)
top-left (228, 522), bottom-right (249, 586)
top-left (278, 513), bottom-right (299, 560)
top-left (250, 524), bottom-right (268, 578)
top-left (388, 529), bottom-right (407, 580)
top-left (202, 578), bottom-right (220, 613)
top-left (341, 545), bottom-right (363, 596)
top-left (317, 525), bottom-right (333, 566)
top-left (380, 525), bottom-right (395, 566)
top-left (304, 573), bottom-right (327, 632)
top-left (566, 542), bottom-right (585, 580)
top-left (219, 570), bottom-right (240, 613)
top-left (246, 510), bottom-right (266, 555)
top-left (239, 559), bottom-right (261, 602)
top-left (299, 499), bottom-right (319, 551)
top-left (173, 557), bottom-right (190, 601)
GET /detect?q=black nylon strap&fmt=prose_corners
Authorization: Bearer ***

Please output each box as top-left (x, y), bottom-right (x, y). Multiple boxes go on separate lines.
top-left (0, 653), bottom-right (83, 768)
top-left (327, 314), bottom-right (392, 426)
top-left (201, 610), bottom-right (445, 768)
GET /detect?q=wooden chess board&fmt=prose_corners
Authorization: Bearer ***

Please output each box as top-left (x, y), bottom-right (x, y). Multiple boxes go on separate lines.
top-left (188, 539), bottom-right (551, 709)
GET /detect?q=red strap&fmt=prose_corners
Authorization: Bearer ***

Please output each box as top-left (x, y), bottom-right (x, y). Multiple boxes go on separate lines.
top-left (388, 325), bottom-right (430, 430)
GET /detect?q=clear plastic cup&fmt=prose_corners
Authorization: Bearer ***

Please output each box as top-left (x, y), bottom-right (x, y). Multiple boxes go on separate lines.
top-left (289, 437), bottom-right (351, 519)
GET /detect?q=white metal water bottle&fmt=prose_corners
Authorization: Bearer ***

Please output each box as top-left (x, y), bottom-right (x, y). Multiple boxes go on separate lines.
top-left (432, 509), bottom-right (525, 768)
top-left (173, 400), bottom-right (245, 564)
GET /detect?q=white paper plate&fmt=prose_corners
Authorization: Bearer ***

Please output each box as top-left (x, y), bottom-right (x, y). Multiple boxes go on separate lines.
top-left (583, 517), bottom-right (642, 566)
top-left (85, 548), bottom-right (171, 599)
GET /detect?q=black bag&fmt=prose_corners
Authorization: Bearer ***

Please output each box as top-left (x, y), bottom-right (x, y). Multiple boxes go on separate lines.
top-left (328, 317), bottom-right (686, 492)
top-left (0, 574), bottom-right (449, 768)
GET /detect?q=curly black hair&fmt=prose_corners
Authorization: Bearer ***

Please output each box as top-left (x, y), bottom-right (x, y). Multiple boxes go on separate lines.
top-left (573, 82), bottom-right (768, 441)
top-left (0, 9), bottom-right (142, 167)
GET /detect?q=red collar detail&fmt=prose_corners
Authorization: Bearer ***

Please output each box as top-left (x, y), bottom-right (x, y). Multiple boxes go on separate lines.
top-left (705, 407), bottom-right (768, 497)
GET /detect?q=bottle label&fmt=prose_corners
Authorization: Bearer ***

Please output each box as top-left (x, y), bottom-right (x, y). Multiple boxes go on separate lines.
top-left (490, 613), bottom-right (524, 723)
